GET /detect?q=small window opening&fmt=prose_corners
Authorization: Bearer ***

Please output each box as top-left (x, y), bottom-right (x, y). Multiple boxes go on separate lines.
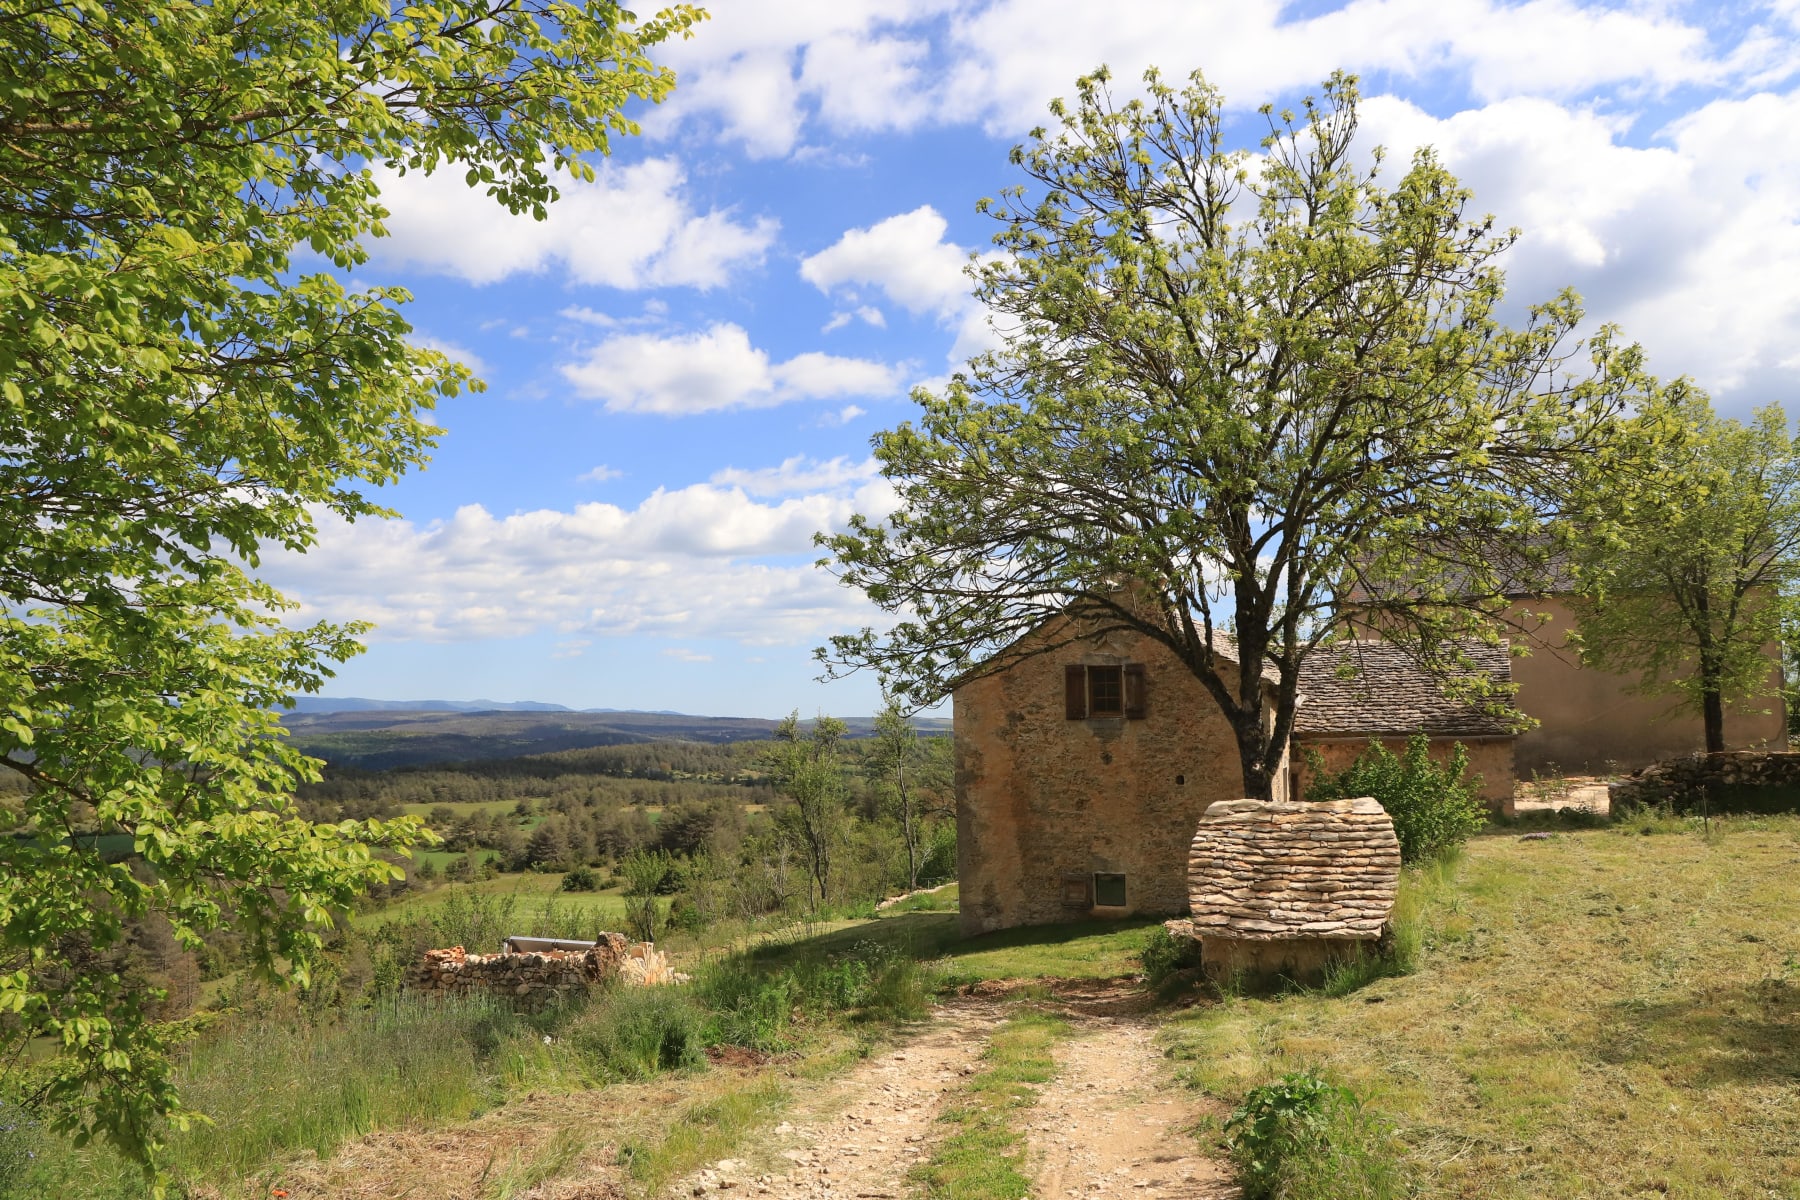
top-left (1093, 872), bottom-right (1127, 907)
top-left (1088, 665), bottom-right (1124, 716)
top-left (1061, 873), bottom-right (1092, 908)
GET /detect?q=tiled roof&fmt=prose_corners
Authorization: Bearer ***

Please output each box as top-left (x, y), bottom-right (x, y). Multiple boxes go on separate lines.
top-left (1293, 639), bottom-right (1518, 739)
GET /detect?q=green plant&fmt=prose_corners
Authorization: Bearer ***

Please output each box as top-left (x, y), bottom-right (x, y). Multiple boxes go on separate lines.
top-left (1139, 925), bottom-right (1203, 989)
top-left (1305, 735), bottom-right (1487, 863)
top-left (560, 866), bottom-right (600, 893)
top-left (567, 986), bottom-right (705, 1082)
top-left (1225, 1070), bottom-right (1405, 1200)
top-left (620, 851), bottom-right (673, 942)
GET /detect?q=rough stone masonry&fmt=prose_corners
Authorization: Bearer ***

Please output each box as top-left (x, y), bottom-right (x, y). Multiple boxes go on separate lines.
top-left (408, 931), bottom-right (684, 1004)
top-left (1174, 796), bottom-right (1402, 983)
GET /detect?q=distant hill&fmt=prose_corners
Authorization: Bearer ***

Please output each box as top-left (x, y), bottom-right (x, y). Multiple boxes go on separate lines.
top-left (285, 696), bottom-right (682, 715)
top-left (279, 705), bottom-right (951, 771)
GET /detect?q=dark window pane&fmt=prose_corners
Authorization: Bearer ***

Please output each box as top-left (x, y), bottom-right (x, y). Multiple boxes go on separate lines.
top-left (1088, 665), bottom-right (1123, 716)
top-left (1093, 872), bottom-right (1127, 907)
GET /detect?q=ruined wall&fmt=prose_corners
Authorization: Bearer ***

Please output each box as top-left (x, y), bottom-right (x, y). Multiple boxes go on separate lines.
top-left (1507, 596), bottom-right (1786, 776)
top-left (1609, 751), bottom-right (1800, 814)
top-left (408, 933), bottom-right (683, 1003)
top-left (954, 622), bottom-right (1276, 936)
top-left (1292, 735), bottom-right (1515, 810)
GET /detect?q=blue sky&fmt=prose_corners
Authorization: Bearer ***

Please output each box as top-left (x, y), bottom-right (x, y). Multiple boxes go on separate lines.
top-left (262, 0), bottom-right (1800, 718)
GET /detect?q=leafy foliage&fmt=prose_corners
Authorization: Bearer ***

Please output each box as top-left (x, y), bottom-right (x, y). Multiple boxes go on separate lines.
top-left (820, 67), bottom-right (1647, 801)
top-left (1225, 1070), bottom-right (1405, 1200)
top-left (1304, 735), bottom-right (1486, 863)
top-left (0, 0), bottom-right (700, 1169)
top-left (1567, 388), bottom-right (1800, 751)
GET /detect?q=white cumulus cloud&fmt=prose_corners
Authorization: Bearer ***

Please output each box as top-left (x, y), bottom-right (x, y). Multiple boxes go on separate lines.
top-left (261, 472), bottom-right (901, 645)
top-left (559, 323), bottom-right (904, 414)
top-left (369, 157), bottom-right (776, 288)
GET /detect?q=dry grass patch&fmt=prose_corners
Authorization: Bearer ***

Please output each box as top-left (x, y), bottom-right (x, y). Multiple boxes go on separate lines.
top-left (1163, 819), bottom-right (1800, 1199)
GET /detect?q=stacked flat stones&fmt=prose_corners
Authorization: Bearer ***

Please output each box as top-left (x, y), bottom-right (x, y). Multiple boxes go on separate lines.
top-left (1187, 797), bottom-right (1401, 941)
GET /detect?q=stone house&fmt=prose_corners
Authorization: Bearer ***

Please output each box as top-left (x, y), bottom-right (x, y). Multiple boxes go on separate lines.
top-left (1499, 586), bottom-right (1785, 777)
top-left (1290, 639), bottom-right (1517, 809)
top-left (953, 616), bottom-right (1287, 936)
top-left (954, 621), bottom-right (1518, 935)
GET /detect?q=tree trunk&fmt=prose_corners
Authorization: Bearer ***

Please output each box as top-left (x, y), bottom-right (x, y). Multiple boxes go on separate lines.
top-left (1233, 713), bottom-right (1277, 802)
top-left (1702, 685), bottom-right (1725, 754)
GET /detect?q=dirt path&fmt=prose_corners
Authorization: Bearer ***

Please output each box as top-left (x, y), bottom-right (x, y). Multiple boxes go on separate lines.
top-left (1023, 1012), bottom-right (1235, 1198)
top-left (683, 1000), bottom-right (1006, 1198)
top-left (678, 990), bottom-right (1234, 1200)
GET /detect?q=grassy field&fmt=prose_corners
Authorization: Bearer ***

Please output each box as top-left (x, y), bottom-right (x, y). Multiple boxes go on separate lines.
top-left (1162, 816), bottom-right (1800, 1199)
top-left (354, 872), bottom-right (633, 938)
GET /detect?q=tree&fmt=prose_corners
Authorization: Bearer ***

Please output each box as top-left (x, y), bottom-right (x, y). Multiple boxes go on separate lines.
top-left (869, 697), bottom-right (951, 892)
top-left (1568, 388), bottom-right (1800, 753)
top-left (760, 713), bottom-right (849, 910)
top-left (819, 68), bottom-right (1647, 800)
top-left (0, 0), bottom-right (700, 1170)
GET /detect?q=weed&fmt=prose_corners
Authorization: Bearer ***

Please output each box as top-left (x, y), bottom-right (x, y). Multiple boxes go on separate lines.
top-left (620, 1078), bottom-right (787, 1197)
top-left (1225, 1070), bottom-right (1408, 1200)
top-left (567, 986), bottom-right (706, 1082)
top-left (477, 1126), bottom-right (588, 1200)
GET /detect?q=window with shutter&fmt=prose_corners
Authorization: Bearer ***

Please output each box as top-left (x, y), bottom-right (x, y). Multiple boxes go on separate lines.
top-left (1064, 664), bottom-right (1087, 719)
top-left (1087, 665), bottom-right (1123, 716)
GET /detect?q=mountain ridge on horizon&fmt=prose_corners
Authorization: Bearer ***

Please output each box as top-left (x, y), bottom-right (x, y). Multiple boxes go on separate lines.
top-left (285, 696), bottom-right (688, 716)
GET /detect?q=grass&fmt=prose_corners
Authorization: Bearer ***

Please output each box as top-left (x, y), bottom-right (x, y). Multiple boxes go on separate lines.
top-left (616, 1078), bottom-right (789, 1197)
top-left (1161, 815), bottom-right (1800, 1199)
top-left (744, 911), bottom-right (1159, 986)
top-left (912, 1010), bottom-right (1069, 1199)
top-left (355, 876), bottom-right (633, 936)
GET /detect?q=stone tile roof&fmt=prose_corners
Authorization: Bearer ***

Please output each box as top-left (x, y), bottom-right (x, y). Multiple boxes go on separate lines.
top-left (1294, 640), bottom-right (1517, 739)
top-left (1186, 798), bottom-right (1401, 941)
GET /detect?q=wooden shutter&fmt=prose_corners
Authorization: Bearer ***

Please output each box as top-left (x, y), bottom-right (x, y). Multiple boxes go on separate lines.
top-left (1064, 664), bottom-right (1087, 719)
top-left (1123, 662), bottom-right (1147, 719)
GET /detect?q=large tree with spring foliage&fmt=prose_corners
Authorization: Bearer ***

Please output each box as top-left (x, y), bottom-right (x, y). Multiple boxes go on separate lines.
top-left (0, 0), bottom-right (699, 1171)
top-left (820, 68), bottom-right (1650, 802)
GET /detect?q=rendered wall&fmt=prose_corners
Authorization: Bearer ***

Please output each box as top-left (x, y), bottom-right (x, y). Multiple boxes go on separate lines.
top-left (1291, 736), bottom-right (1516, 810)
top-left (1507, 596), bottom-right (1785, 776)
top-left (954, 622), bottom-right (1281, 936)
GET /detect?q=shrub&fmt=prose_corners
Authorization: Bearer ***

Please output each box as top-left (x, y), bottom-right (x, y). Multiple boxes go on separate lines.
top-left (560, 865), bottom-right (600, 892)
top-left (1304, 734), bottom-right (1486, 863)
top-left (1225, 1070), bottom-right (1407, 1200)
top-left (1139, 926), bottom-right (1202, 988)
top-left (568, 986), bottom-right (706, 1082)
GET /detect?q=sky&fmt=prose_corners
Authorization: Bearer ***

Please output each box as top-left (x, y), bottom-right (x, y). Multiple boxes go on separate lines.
top-left (262, 0), bottom-right (1800, 719)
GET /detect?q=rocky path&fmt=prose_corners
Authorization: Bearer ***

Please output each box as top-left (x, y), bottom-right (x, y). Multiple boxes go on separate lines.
top-left (1023, 1014), bottom-right (1235, 1198)
top-left (677, 991), bottom-right (1234, 1199)
top-left (683, 1000), bottom-right (1006, 1198)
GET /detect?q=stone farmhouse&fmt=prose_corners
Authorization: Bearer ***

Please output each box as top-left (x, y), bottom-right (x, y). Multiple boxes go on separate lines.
top-left (1497, 581), bottom-right (1785, 776)
top-left (952, 614), bottom-right (1516, 935)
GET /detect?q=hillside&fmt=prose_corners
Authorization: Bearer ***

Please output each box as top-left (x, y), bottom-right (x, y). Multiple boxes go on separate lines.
top-left (280, 707), bottom-right (952, 770)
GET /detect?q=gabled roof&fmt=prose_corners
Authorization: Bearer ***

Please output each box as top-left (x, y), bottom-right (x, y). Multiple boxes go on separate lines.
top-left (1293, 639), bottom-right (1518, 739)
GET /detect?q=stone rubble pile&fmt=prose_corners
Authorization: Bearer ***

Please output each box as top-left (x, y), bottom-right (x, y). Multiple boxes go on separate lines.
top-left (1186, 797), bottom-right (1401, 941)
top-left (408, 930), bottom-right (688, 1001)
top-left (1609, 750), bottom-right (1800, 813)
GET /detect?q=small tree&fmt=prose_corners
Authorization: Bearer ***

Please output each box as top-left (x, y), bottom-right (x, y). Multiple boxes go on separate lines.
top-left (1303, 736), bottom-right (1486, 863)
top-left (819, 68), bottom-right (1644, 801)
top-left (869, 697), bottom-right (952, 891)
top-left (619, 851), bottom-right (672, 944)
top-left (1568, 388), bottom-right (1800, 753)
top-left (760, 713), bottom-right (849, 910)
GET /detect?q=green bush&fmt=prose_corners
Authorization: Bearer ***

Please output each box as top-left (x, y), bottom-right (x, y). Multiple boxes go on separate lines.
top-left (1304, 734), bottom-right (1486, 863)
top-left (567, 986), bottom-right (706, 1082)
top-left (560, 865), bottom-right (600, 892)
top-left (1225, 1070), bottom-right (1407, 1200)
top-left (1139, 926), bottom-right (1202, 988)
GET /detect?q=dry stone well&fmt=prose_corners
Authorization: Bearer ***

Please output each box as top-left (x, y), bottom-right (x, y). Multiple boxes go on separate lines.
top-left (1168, 796), bottom-right (1402, 983)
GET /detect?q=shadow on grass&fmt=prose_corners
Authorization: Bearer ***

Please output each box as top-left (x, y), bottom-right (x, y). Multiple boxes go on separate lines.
top-left (743, 913), bottom-right (1165, 985)
top-left (1590, 981), bottom-right (1800, 1088)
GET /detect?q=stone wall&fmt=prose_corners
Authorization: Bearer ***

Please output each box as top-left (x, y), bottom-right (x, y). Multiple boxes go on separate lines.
top-left (1292, 735), bottom-right (1516, 811)
top-left (954, 618), bottom-right (1284, 935)
top-left (1608, 751), bottom-right (1800, 814)
top-left (408, 932), bottom-right (683, 1003)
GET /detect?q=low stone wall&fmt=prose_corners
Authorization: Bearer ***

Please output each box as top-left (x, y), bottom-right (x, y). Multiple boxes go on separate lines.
top-left (1609, 751), bottom-right (1800, 814)
top-left (408, 932), bottom-right (683, 1003)
top-left (1184, 797), bottom-right (1402, 984)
